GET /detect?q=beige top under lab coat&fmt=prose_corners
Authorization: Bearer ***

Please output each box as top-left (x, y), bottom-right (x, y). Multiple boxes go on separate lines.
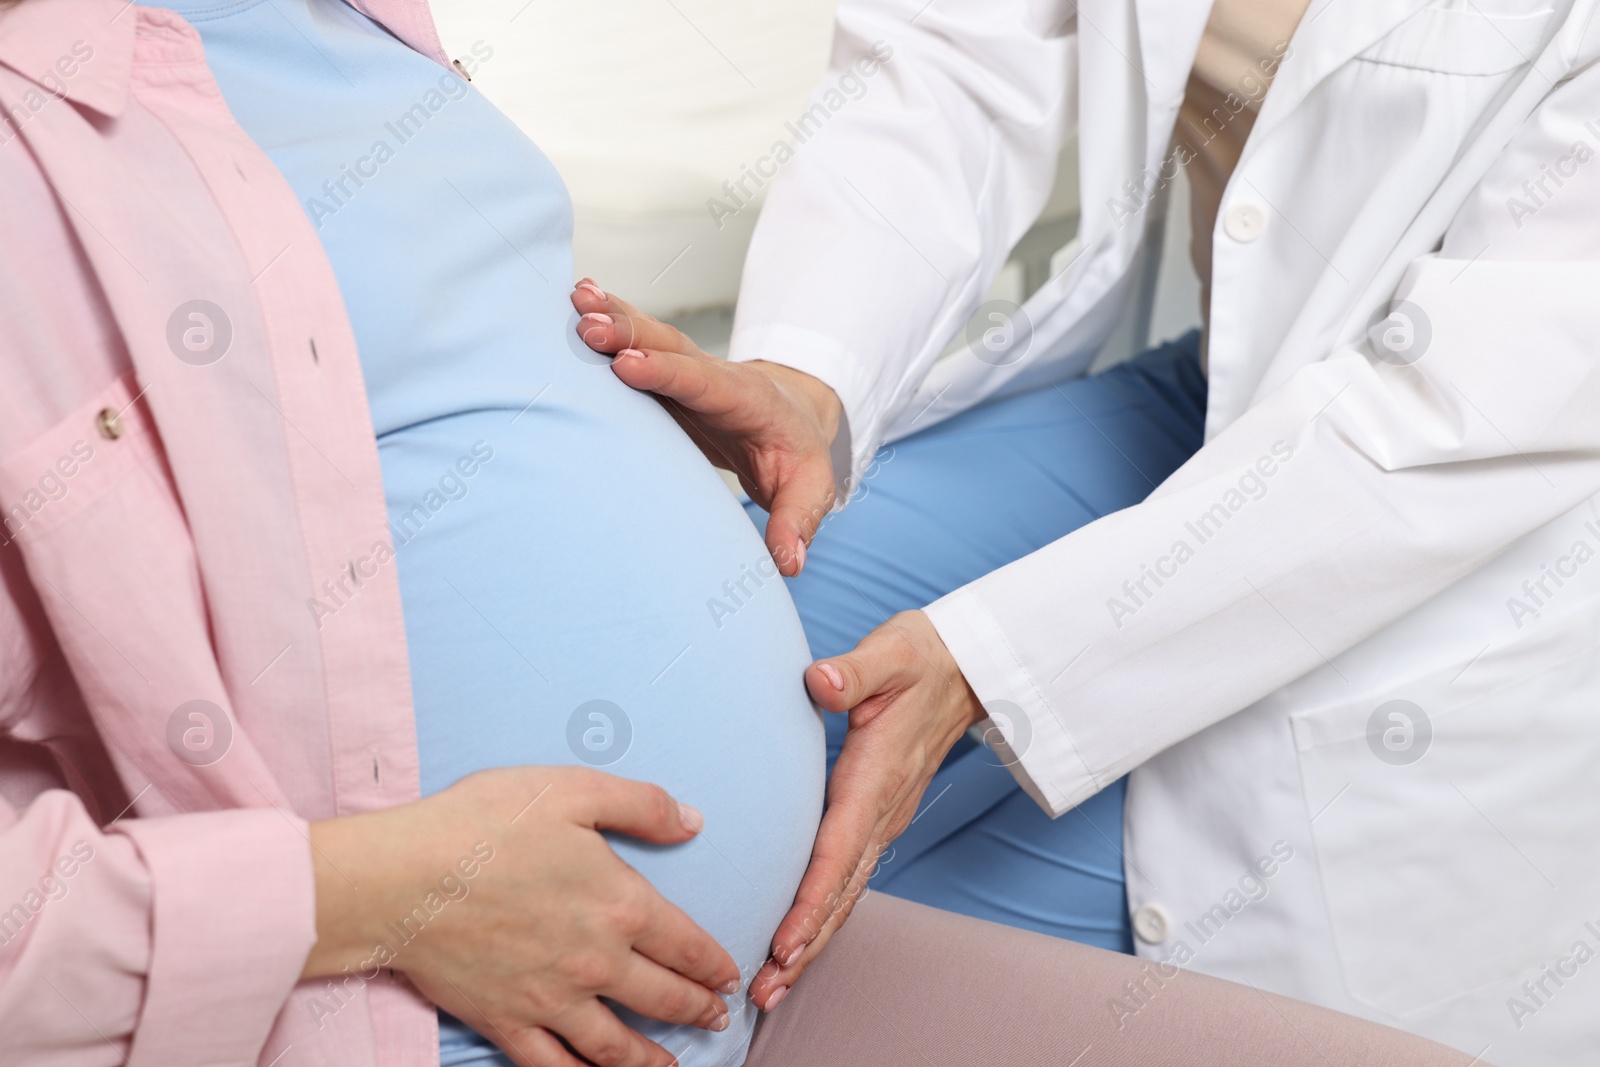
top-left (1180, 0), bottom-right (1313, 330)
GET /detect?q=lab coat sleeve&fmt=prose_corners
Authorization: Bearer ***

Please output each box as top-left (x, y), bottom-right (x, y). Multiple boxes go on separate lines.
top-left (924, 59), bottom-right (1600, 815)
top-left (726, 0), bottom-right (1076, 490)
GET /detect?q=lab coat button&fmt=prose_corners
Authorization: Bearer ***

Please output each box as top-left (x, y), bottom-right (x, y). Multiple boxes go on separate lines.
top-left (1223, 202), bottom-right (1268, 243)
top-left (1132, 903), bottom-right (1172, 944)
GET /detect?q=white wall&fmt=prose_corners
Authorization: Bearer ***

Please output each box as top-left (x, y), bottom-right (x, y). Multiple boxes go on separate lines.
top-left (434, 2), bottom-right (1202, 354)
top-left (434, 0), bottom-right (839, 316)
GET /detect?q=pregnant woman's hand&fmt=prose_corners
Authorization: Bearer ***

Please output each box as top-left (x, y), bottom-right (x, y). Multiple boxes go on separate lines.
top-left (750, 611), bottom-right (986, 1010)
top-left (570, 280), bottom-right (842, 577)
top-left (303, 766), bottom-right (741, 1067)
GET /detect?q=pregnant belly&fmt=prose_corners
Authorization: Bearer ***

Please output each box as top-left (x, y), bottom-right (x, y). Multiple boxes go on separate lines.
top-left (382, 388), bottom-right (825, 1067)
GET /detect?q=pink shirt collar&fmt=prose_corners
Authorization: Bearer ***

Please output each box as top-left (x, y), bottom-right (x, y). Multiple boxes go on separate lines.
top-left (0, 0), bottom-right (136, 117)
top-left (0, 0), bottom-right (448, 118)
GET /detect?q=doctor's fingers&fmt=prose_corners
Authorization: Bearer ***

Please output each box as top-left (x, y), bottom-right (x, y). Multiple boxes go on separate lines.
top-left (609, 345), bottom-right (759, 426)
top-left (806, 611), bottom-right (931, 717)
top-left (571, 282), bottom-right (699, 358)
top-left (758, 780), bottom-right (899, 1004)
top-left (766, 636), bottom-right (963, 990)
top-left (752, 835), bottom-right (883, 1010)
top-left (761, 447), bottom-right (836, 578)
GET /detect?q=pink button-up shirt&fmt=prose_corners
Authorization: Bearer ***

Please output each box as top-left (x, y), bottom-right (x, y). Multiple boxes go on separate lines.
top-left (0, 1), bottom-right (454, 1063)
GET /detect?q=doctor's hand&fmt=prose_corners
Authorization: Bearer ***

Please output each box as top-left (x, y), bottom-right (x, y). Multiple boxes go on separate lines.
top-left (303, 766), bottom-right (741, 1067)
top-left (570, 279), bottom-right (842, 577)
top-left (750, 610), bottom-right (986, 1011)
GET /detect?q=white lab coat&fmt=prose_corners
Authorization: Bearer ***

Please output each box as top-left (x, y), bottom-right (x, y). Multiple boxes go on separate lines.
top-left (730, 0), bottom-right (1600, 1062)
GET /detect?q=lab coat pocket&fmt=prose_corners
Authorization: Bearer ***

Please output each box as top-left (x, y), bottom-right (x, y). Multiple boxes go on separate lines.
top-left (1291, 603), bottom-right (1600, 1017)
top-left (1358, 5), bottom-right (1554, 76)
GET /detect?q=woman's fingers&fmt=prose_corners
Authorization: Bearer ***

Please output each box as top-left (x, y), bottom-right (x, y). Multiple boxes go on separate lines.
top-left (613, 952), bottom-right (735, 1031)
top-left (568, 773), bottom-right (742, 993)
top-left (565, 772), bottom-right (741, 993)
top-left (572, 770), bottom-right (704, 844)
top-left (558, 1000), bottom-right (681, 1067)
top-left (368, 767), bottom-right (747, 1067)
top-left (492, 1025), bottom-right (591, 1067)
top-left (629, 887), bottom-right (744, 996)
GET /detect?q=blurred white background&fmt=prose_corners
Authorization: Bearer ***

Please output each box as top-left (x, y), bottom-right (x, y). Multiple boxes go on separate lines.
top-left (434, 0), bottom-right (838, 320)
top-left (432, 1), bottom-right (1201, 361)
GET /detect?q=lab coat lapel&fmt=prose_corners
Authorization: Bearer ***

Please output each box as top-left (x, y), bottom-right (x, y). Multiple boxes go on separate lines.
top-left (1071, 0), bottom-right (1208, 275)
top-left (1246, 0), bottom-right (1432, 153)
top-left (1128, 0), bottom-right (1211, 111)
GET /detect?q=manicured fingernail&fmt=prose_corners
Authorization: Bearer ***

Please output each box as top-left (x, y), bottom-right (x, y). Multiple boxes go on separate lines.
top-left (794, 538), bottom-right (806, 572)
top-left (678, 802), bottom-right (704, 833)
top-left (581, 312), bottom-right (613, 325)
top-left (578, 281), bottom-right (606, 299)
top-left (764, 986), bottom-right (789, 1011)
top-left (818, 662), bottom-right (844, 691)
top-left (721, 977), bottom-right (742, 994)
top-left (779, 942), bottom-right (804, 966)
top-left (710, 1012), bottom-right (730, 1032)
top-left (619, 347), bottom-right (647, 360)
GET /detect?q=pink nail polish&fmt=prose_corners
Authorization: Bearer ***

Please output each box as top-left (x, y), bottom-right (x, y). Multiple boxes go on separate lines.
top-left (818, 662), bottom-right (844, 691)
top-left (619, 348), bottom-right (647, 359)
top-left (779, 942), bottom-right (804, 966)
top-left (794, 538), bottom-right (807, 572)
top-left (578, 281), bottom-right (606, 300)
top-left (765, 986), bottom-right (790, 1011)
top-left (581, 312), bottom-right (613, 325)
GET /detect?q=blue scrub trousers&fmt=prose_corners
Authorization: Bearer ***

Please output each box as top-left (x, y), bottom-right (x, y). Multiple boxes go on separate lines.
top-left (746, 331), bottom-right (1207, 953)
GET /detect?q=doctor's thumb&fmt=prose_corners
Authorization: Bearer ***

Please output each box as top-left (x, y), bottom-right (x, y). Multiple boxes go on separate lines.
top-left (807, 612), bottom-right (930, 715)
top-left (806, 652), bottom-right (880, 715)
top-left (806, 657), bottom-right (856, 714)
top-left (764, 461), bottom-right (836, 579)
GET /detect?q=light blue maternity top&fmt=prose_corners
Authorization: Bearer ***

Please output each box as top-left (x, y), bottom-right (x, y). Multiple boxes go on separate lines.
top-left (152, 2), bottom-right (826, 1064)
